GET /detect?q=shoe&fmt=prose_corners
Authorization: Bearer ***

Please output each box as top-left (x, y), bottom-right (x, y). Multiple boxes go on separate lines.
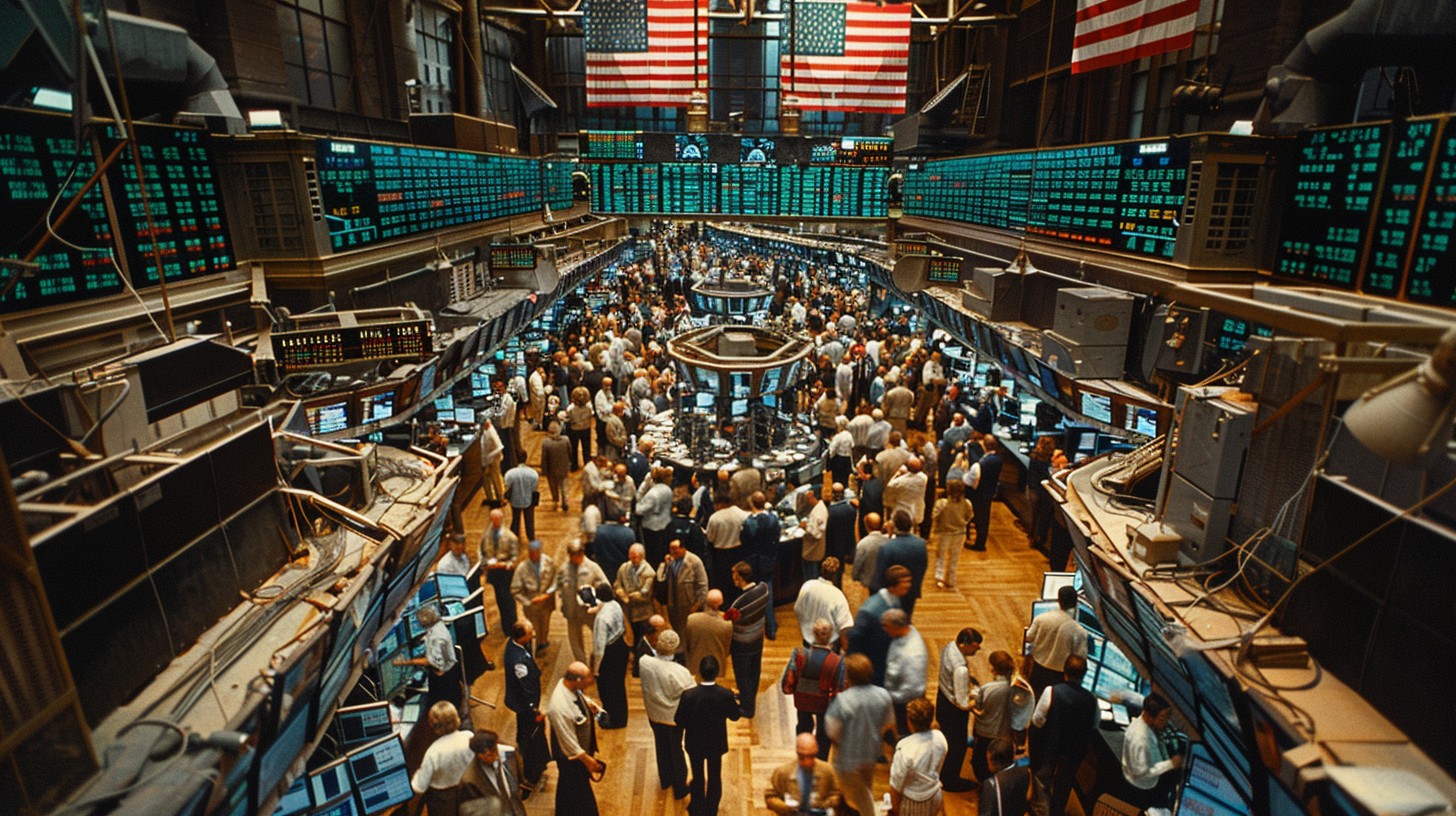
top-left (673, 787), bottom-right (689, 800)
top-left (935, 579), bottom-right (945, 589)
top-left (484, 659), bottom-right (497, 671)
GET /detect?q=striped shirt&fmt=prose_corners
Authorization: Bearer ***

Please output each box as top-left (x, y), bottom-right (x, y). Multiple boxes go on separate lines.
top-left (730, 581), bottom-right (770, 653)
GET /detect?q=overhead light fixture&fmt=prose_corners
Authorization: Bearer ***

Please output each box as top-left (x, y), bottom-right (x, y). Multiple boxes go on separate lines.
top-left (1342, 327), bottom-right (1456, 465)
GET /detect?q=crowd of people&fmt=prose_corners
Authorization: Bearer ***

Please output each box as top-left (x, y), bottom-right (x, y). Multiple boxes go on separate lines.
top-left (411, 225), bottom-right (1178, 816)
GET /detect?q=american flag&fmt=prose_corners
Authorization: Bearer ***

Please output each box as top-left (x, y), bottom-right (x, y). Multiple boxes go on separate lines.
top-left (584, 0), bottom-right (709, 108)
top-left (780, 0), bottom-right (912, 113)
top-left (1071, 0), bottom-right (1200, 74)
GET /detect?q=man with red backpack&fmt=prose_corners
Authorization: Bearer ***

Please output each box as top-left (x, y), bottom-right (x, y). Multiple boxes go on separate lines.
top-left (782, 618), bottom-right (846, 759)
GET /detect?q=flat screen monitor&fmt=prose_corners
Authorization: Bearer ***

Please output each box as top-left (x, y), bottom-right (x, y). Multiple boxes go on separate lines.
top-left (999, 378), bottom-right (1016, 399)
top-left (1178, 744), bottom-right (1248, 816)
top-left (311, 793), bottom-right (361, 816)
top-left (675, 134), bottom-right (709, 161)
top-left (453, 406), bottom-right (476, 425)
top-left (1031, 599), bottom-right (1058, 620)
top-left (741, 137), bottom-right (774, 163)
top-left (381, 564), bottom-right (420, 632)
top-left (436, 409), bottom-right (455, 423)
top-left (730, 398), bottom-right (749, 417)
top-left (730, 372), bottom-right (751, 398)
top-left (356, 766), bottom-right (413, 815)
top-left (694, 392), bottom-right (715, 411)
top-left (1268, 777), bottom-right (1305, 816)
top-left (417, 363), bottom-right (437, 399)
top-left (434, 395), bottom-right (454, 412)
top-left (1098, 594), bottom-right (1146, 670)
top-left (1198, 699), bottom-right (1253, 801)
top-left (761, 366), bottom-right (782, 394)
top-left (308, 759), bottom-right (353, 808)
top-left (275, 775), bottom-right (312, 816)
top-left (256, 709), bottom-right (311, 806)
top-left (359, 390), bottom-right (395, 424)
top-left (1041, 572), bottom-right (1079, 599)
top-left (335, 701), bottom-right (394, 748)
top-left (1126, 405), bottom-right (1158, 436)
top-left (436, 573), bottom-right (469, 600)
top-left (761, 393), bottom-right (778, 410)
top-left (1036, 361), bottom-right (1061, 396)
top-left (308, 402), bottom-right (351, 435)
top-left (1081, 392), bottom-right (1113, 424)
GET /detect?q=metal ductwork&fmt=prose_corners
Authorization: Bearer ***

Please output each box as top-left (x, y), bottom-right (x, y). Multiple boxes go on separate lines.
top-left (1254, 0), bottom-right (1456, 135)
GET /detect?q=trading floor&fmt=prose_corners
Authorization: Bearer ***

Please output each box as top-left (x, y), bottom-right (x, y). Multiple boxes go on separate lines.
top-left (455, 423), bottom-right (1051, 815)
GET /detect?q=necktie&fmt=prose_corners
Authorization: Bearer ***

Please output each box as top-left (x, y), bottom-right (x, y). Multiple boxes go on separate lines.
top-left (497, 761), bottom-right (511, 799)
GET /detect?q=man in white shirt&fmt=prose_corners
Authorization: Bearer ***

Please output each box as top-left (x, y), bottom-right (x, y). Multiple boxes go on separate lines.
top-left (639, 630), bottom-right (695, 799)
top-left (936, 627), bottom-right (983, 792)
top-left (544, 662), bottom-right (602, 815)
top-left (436, 533), bottom-right (470, 577)
top-left (793, 558), bottom-right (853, 651)
top-left (410, 702), bottom-right (474, 816)
top-left (800, 487), bottom-right (829, 581)
top-left (885, 457), bottom-right (928, 528)
top-left (1023, 585), bottom-right (1089, 697)
top-left (881, 609), bottom-right (927, 742)
top-left (1121, 692), bottom-right (1182, 811)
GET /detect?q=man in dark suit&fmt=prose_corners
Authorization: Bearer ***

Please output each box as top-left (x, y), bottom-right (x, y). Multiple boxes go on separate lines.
top-left (738, 491), bottom-right (782, 640)
top-left (967, 435), bottom-right (1003, 552)
top-left (874, 510), bottom-right (929, 619)
top-left (846, 565), bottom-right (913, 686)
top-left (823, 483), bottom-right (858, 585)
top-left (855, 460), bottom-right (884, 539)
top-left (457, 729), bottom-right (527, 816)
top-left (502, 620), bottom-right (547, 794)
top-left (593, 510), bottom-right (636, 584)
top-left (1030, 655), bottom-right (1099, 816)
top-left (675, 656), bottom-right (743, 816)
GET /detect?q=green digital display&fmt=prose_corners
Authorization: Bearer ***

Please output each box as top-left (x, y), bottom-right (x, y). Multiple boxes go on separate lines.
top-left (1363, 120), bottom-right (1435, 297)
top-left (903, 138), bottom-right (1187, 260)
top-left (1273, 123), bottom-right (1388, 288)
top-left (1405, 125), bottom-right (1456, 305)
top-left (588, 162), bottom-right (888, 218)
top-left (543, 160), bottom-right (574, 211)
top-left (0, 110), bottom-right (233, 314)
top-left (489, 244), bottom-right (536, 270)
top-left (315, 139), bottom-right (549, 252)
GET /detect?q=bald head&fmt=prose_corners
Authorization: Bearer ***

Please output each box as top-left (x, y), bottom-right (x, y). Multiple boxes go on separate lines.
top-left (863, 511), bottom-right (882, 531)
top-left (706, 589), bottom-right (724, 610)
top-left (489, 508), bottom-right (505, 525)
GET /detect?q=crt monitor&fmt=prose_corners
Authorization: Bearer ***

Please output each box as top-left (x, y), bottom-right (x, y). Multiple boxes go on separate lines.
top-left (730, 398), bottom-right (749, 417)
top-left (334, 701), bottom-right (393, 748)
top-left (1031, 599), bottom-right (1058, 619)
top-left (1040, 572), bottom-right (1079, 599)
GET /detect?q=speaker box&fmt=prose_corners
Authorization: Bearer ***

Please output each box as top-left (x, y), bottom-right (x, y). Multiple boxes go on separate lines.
top-left (961, 267), bottom-right (1024, 321)
top-left (1164, 473), bottom-right (1233, 564)
top-left (1041, 330), bottom-right (1126, 379)
top-left (1053, 287), bottom-right (1134, 347)
top-left (1171, 387), bottom-right (1256, 499)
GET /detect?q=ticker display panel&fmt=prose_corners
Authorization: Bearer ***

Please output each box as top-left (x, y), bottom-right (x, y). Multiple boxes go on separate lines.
top-left (904, 138), bottom-right (1188, 260)
top-left (273, 321), bottom-right (431, 371)
top-left (589, 162), bottom-right (889, 218)
top-left (1, 111), bottom-right (234, 314)
top-left (1271, 115), bottom-right (1456, 305)
top-left (579, 130), bottom-right (643, 160)
top-left (315, 139), bottom-right (547, 252)
top-left (1273, 123), bottom-right (1388, 288)
top-left (542, 160), bottom-right (574, 211)
top-left (488, 244), bottom-right (536, 270)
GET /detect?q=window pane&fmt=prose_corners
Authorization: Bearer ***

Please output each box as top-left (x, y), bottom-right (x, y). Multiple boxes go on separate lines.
top-left (284, 63), bottom-right (309, 101)
top-left (325, 20), bottom-right (352, 74)
top-left (308, 67), bottom-right (333, 107)
top-left (277, 5), bottom-right (303, 65)
top-left (321, 0), bottom-right (346, 21)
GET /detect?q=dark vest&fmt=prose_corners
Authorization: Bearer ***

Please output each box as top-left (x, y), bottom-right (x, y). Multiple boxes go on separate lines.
top-left (1043, 681), bottom-right (1097, 759)
top-left (973, 453), bottom-right (1003, 500)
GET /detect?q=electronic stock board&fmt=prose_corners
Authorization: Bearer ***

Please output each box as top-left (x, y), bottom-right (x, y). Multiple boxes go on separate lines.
top-left (314, 139), bottom-right (553, 252)
top-left (1, 110), bottom-right (234, 314)
top-left (588, 162), bottom-right (889, 217)
top-left (903, 137), bottom-right (1189, 261)
top-left (1274, 115), bottom-right (1456, 305)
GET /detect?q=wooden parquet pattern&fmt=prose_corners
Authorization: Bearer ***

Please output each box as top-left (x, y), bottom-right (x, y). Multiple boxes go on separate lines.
top-left (454, 426), bottom-right (1060, 815)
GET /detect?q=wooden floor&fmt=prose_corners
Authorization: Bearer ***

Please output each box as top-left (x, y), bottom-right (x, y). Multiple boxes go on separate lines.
top-left (453, 425), bottom-right (1069, 815)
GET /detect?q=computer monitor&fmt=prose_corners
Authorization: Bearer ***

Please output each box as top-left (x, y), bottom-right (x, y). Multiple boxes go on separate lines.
top-left (435, 572), bottom-right (469, 600)
top-left (1041, 572), bottom-right (1079, 600)
top-left (334, 701), bottom-right (394, 748)
top-left (695, 392), bottom-right (715, 410)
top-left (1126, 405), bottom-right (1158, 436)
top-left (359, 389), bottom-right (395, 424)
top-left (308, 402), bottom-right (351, 435)
top-left (730, 398), bottom-right (749, 416)
top-left (308, 758), bottom-right (353, 809)
top-left (310, 792), bottom-right (361, 816)
top-left (356, 766), bottom-right (412, 815)
top-left (275, 775), bottom-right (312, 816)
top-left (347, 735), bottom-right (412, 816)
top-left (1081, 392), bottom-right (1113, 424)
top-left (453, 406), bottom-right (476, 425)
top-left (1031, 599), bottom-right (1058, 619)
top-left (434, 395), bottom-right (454, 412)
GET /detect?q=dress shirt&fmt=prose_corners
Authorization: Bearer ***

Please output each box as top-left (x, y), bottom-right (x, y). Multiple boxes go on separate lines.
top-left (480, 524), bottom-right (520, 566)
top-left (424, 621), bottom-right (457, 674)
top-left (1025, 607), bottom-right (1089, 672)
top-left (886, 470), bottom-right (928, 525)
top-left (436, 551), bottom-right (470, 577)
top-left (884, 627), bottom-right (928, 704)
top-left (852, 532), bottom-right (889, 587)
top-left (970, 674), bottom-right (1032, 738)
top-left (504, 464), bottom-right (538, 508)
top-left (511, 554), bottom-right (557, 608)
top-left (829, 430), bottom-right (854, 458)
top-left (593, 388), bottom-right (615, 421)
top-left (938, 641), bottom-right (973, 710)
top-left (590, 599), bottom-right (626, 671)
top-left (847, 414), bottom-right (874, 448)
top-left (545, 681), bottom-right (594, 759)
top-left (638, 652), bottom-right (695, 724)
top-left (638, 483), bottom-right (674, 531)
top-left (1122, 716), bottom-right (1177, 789)
top-left (793, 578), bottom-right (853, 645)
top-left (890, 729), bottom-right (948, 802)
top-left (706, 504), bottom-right (749, 550)
top-left (411, 729), bottom-right (474, 792)
top-left (824, 684), bottom-right (894, 772)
